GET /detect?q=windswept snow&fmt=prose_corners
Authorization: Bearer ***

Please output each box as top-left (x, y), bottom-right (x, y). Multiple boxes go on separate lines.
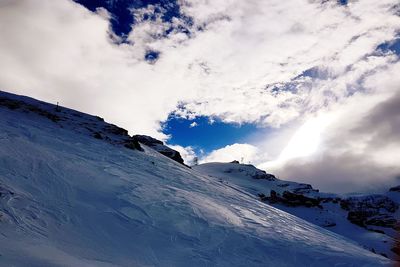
top-left (194, 162), bottom-right (400, 260)
top-left (0, 92), bottom-right (392, 266)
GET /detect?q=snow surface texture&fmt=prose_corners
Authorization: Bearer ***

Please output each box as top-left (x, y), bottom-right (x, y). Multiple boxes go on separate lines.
top-left (0, 91), bottom-right (392, 266)
top-left (194, 162), bottom-right (400, 260)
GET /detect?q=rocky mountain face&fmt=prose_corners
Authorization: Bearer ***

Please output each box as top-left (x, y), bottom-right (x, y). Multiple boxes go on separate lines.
top-left (340, 195), bottom-right (398, 228)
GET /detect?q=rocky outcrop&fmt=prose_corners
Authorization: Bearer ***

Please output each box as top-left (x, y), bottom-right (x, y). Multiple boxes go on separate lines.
top-left (365, 214), bottom-right (398, 228)
top-left (104, 124), bottom-right (129, 137)
top-left (132, 135), bottom-right (163, 146)
top-left (0, 96), bottom-right (61, 122)
top-left (340, 195), bottom-right (399, 228)
top-left (123, 138), bottom-right (143, 151)
top-left (290, 183), bottom-right (319, 194)
top-left (389, 185), bottom-right (400, 192)
top-left (340, 195), bottom-right (398, 213)
top-left (132, 135), bottom-right (185, 165)
top-left (264, 189), bottom-right (322, 208)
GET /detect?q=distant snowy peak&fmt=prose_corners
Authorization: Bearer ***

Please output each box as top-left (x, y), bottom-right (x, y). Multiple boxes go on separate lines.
top-left (221, 161), bottom-right (277, 181)
top-left (194, 162), bottom-right (318, 195)
top-left (0, 90), bottom-right (185, 164)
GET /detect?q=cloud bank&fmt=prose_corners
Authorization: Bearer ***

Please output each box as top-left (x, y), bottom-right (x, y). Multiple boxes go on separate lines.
top-left (264, 82), bottom-right (400, 193)
top-left (1, 0), bottom-right (399, 192)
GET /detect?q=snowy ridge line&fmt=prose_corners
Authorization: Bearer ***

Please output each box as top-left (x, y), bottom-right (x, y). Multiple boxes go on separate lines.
top-left (0, 90), bottom-right (185, 165)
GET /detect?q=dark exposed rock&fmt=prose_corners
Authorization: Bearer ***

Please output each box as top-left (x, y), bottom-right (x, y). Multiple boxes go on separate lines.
top-left (160, 150), bottom-right (184, 164)
top-left (341, 195), bottom-right (399, 228)
top-left (93, 132), bottom-right (103, 140)
top-left (258, 193), bottom-right (267, 201)
top-left (365, 214), bottom-right (398, 228)
top-left (0, 97), bottom-right (61, 122)
top-left (0, 97), bottom-right (22, 110)
top-left (265, 189), bottom-right (321, 208)
top-left (104, 125), bottom-right (129, 137)
top-left (95, 116), bottom-right (104, 122)
top-left (230, 160), bottom-right (240, 164)
top-left (347, 211), bottom-right (374, 227)
top-left (389, 185), bottom-right (400, 192)
top-left (27, 106), bottom-right (60, 122)
top-left (340, 195), bottom-right (398, 213)
top-left (268, 190), bottom-right (278, 203)
top-left (277, 183), bottom-right (290, 187)
top-left (123, 137), bottom-right (143, 151)
top-left (282, 191), bottom-right (321, 207)
top-left (252, 171), bottom-right (276, 181)
top-left (380, 253), bottom-right (388, 258)
top-left (348, 211), bottom-right (398, 229)
top-left (133, 135), bottom-right (163, 146)
top-left (291, 183), bottom-right (319, 194)
top-left (390, 246), bottom-right (400, 256)
top-left (132, 135), bottom-right (185, 165)
top-left (223, 165), bottom-right (277, 181)
top-left (320, 197), bottom-right (341, 203)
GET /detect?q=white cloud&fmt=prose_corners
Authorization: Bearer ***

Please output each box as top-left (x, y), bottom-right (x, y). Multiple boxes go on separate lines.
top-left (1, 0), bottom-right (400, 192)
top-left (0, 0), bottom-right (182, 139)
top-left (257, 62), bottom-right (400, 192)
top-left (189, 121), bottom-right (198, 128)
top-left (1, 0), bottom-right (399, 135)
top-left (200, 143), bottom-right (268, 165)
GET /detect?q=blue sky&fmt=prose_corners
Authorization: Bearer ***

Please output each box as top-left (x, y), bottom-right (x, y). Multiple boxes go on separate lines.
top-left (162, 116), bottom-right (260, 154)
top-left (74, 0), bottom-right (187, 37)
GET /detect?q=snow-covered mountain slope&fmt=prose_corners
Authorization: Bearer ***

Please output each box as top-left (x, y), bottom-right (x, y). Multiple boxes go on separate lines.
top-left (0, 91), bottom-right (185, 164)
top-left (194, 162), bottom-right (400, 261)
top-left (0, 91), bottom-right (392, 266)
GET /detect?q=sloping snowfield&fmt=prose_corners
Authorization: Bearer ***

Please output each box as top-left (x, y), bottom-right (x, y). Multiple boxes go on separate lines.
top-left (194, 162), bottom-right (400, 260)
top-left (0, 92), bottom-right (392, 266)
